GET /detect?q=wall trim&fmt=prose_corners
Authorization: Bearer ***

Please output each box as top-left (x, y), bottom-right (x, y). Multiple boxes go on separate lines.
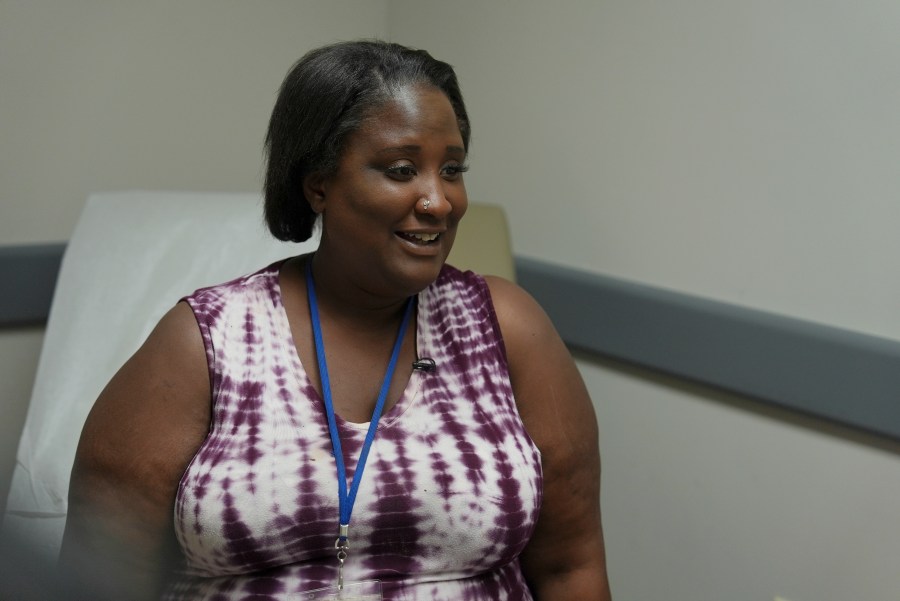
top-left (0, 244), bottom-right (66, 327)
top-left (2, 244), bottom-right (898, 441)
top-left (516, 256), bottom-right (900, 441)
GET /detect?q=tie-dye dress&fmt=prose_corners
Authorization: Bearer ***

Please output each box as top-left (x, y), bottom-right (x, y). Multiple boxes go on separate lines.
top-left (164, 261), bottom-right (543, 600)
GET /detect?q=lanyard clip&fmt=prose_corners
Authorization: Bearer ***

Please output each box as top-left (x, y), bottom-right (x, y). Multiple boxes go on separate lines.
top-left (335, 526), bottom-right (350, 590)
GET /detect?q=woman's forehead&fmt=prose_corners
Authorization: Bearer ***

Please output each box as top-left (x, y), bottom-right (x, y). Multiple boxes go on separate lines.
top-left (352, 85), bottom-right (463, 149)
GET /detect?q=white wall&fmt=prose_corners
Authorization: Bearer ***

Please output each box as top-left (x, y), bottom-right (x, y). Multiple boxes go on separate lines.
top-left (387, 1), bottom-right (900, 600)
top-left (4, 1), bottom-right (900, 600)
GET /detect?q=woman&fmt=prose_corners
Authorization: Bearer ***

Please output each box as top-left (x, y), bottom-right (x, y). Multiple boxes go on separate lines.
top-left (60, 41), bottom-right (611, 600)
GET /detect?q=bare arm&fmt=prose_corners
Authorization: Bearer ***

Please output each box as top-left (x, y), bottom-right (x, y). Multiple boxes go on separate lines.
top-left (486, 276), bottom-right (611, 601)
top-left (59, 302), bottom-right (211, 600)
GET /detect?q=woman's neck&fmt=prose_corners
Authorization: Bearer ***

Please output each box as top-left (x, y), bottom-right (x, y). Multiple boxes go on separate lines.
top-left (306, 253), bottom-right (411, 331)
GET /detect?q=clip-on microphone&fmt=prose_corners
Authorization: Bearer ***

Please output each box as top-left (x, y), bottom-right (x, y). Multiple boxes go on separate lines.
top-left (412, 357), bottom-right (436, 372)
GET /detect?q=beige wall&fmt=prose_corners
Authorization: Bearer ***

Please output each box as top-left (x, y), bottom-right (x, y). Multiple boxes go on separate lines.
top-left (0, 0), bottom-right (388, 245)
top-left (4, 1), bottom-right (900, 600)
top-left (390, 0), bottom-right (900, 342)
top-left (0, 328), bottom-right (43, 517)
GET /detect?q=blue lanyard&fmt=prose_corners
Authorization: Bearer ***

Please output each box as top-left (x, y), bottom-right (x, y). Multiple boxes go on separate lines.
top-left (305, 260), bottom-right (415, 544)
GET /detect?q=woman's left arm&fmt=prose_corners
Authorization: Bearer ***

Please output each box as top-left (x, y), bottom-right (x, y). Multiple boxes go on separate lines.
top-left (486, 276), bottom-right (612, 600)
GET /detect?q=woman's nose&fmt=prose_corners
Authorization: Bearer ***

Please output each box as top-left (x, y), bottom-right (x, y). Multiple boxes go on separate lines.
top-left (417, 178), bottom-right (454, 218)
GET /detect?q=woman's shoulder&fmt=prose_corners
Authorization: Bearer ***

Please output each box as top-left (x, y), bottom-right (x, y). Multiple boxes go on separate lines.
top-left (482, 275), bottom-right (554, 344)
top-left (184, 259), bottom-right (287, 306)
top-left (427, 267), bottom-right (549, 337)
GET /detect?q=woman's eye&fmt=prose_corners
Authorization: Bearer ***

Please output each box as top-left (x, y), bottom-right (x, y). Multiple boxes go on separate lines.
top-left (386, 165), bottom-right (417, 179)
top-left (442, 163), bottom-right (470, 179)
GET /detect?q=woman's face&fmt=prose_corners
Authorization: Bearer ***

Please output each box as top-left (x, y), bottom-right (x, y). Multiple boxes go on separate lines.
top-left (310, 84), bottom-right (468, 298)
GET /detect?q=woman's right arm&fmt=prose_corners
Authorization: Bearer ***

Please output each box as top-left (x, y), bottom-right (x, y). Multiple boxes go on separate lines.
top-left (59, 302), bottom-right (211, 600)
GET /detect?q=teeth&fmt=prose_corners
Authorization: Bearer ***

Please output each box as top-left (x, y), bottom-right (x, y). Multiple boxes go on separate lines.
top-left (408, 232), bottom-right (439, 242)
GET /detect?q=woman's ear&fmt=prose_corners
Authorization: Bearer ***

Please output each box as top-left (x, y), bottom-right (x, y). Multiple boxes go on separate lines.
top-left (303, 172), bottom-right (327, 214)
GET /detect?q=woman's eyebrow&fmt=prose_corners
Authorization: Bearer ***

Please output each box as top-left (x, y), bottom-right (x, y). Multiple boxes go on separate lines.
top-left (377, 144), bottom-right (466, 155)
top-left (377, 145), bottom-right (422, 155)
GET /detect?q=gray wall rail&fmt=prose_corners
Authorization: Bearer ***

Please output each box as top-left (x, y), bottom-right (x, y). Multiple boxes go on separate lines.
top-left (2, 244), bottom-right (898, 441)
top-left (516, 257), bottom-right (900, 442)
top-left (0, 243), bottom-right (66, 327)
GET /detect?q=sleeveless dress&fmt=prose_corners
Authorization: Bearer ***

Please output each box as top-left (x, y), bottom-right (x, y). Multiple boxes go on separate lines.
top-left (165, 260), bottom-right (543, 601)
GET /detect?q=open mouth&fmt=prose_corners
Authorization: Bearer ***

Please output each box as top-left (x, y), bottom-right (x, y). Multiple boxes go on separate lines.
top-left (397, 232), bottom-right (440, 245)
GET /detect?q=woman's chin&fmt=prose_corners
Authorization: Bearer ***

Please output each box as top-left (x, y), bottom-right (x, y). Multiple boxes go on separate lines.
top-left (387, 255), bottom-right (447, 296)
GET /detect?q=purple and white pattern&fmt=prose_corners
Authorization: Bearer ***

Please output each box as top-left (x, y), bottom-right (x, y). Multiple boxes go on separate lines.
top-left (166, 261), bottom-right (543, 600)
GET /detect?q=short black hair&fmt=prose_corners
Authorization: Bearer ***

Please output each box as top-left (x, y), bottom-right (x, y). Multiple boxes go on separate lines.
top-left (263, 40), bottom-right (471, 243)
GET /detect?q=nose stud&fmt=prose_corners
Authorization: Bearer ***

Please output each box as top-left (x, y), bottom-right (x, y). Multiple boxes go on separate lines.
top-left (420, 198), bottom-right (431, 213)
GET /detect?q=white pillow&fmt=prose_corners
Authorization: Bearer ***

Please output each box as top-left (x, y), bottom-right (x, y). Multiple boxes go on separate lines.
top-left (2, 191), bottom-right (317, 558)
